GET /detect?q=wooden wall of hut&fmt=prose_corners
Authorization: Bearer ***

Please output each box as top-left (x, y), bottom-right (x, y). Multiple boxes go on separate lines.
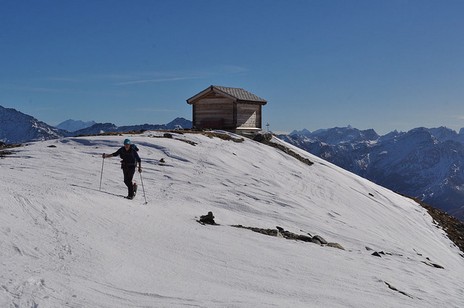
top-left (194, 98), bottom-right (234, 129)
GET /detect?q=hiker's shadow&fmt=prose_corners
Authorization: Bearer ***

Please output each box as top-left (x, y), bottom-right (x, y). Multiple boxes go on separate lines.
top-left (70, 184), bottom-right (125, 198)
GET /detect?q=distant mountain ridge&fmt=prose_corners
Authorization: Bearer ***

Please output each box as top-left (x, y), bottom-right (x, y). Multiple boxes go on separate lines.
top-left (4, 104), bottom-right (463, 221)
top-left (71, 117), bottom-right (192, 136)
top-left (278, 126), bottom-right (464, 221)
top-left (0, 105), bottom-right (192, 143)
top-left (56, 119), bottom-right (96, 132)
top-left (0, 106), bottom-right (65, 143)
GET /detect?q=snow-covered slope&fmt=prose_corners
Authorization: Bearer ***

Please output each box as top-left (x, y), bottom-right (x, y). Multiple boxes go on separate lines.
top-left (1, 132), bottom-right (463, 307)
top-left (280, 127), bottom-right (464, 220)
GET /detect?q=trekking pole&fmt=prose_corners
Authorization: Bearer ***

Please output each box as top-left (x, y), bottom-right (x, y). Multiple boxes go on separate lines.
top-left (139, 171), bottom-right (148, 204)
top-left (99, 156), bottom-right (105, 191)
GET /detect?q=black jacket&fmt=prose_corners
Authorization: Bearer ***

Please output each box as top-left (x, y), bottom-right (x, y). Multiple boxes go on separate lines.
top-left (111, 146), bottom-right (141, 167)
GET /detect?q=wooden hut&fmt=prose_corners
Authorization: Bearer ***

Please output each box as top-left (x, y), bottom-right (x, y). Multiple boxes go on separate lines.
top-left (186, 85), bottom-right (267, 133)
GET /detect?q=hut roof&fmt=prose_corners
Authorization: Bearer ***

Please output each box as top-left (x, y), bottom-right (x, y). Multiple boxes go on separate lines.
top-left (187, 85), bottom-right (267, 104)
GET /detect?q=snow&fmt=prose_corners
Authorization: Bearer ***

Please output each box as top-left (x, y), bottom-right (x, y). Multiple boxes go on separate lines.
top-left (1, 131), bottom-right (463, 307)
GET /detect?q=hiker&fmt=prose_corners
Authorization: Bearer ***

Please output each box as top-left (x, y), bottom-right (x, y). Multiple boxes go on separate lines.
top-left (102, 138), bottom-right (142, 199)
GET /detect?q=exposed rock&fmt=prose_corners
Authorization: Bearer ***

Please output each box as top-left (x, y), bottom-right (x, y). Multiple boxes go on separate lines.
top-left (0, 143), bottom-right (21, 158)
top-left (253, 132), bottom-right (273, 142)
top-left (202, 131), bottom-right (244, 143)
top-left (233, 225), bottom-right (278, 236)
top-left (300, 230), bottom-right (313, 237)
top-left (232, 225), bottom-right (337, 249)
top-left (384, 281), bottom-right (413, 298)
top-left (312, 235), bottom-right (328, 245)
top-left (296, 234), bottom-right (313, 242)
top-left (327, 242), bottom-right (345, 250)
top-left (422, 261), bottom-right (444, 269)
top-left (253, 135), bottom-right (314, 166)
top-left (414, 198), bottom-right (464, 256)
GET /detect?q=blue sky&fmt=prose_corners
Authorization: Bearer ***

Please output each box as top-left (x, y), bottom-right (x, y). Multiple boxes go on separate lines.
top-left (1, 0), bottom-right (463, 134)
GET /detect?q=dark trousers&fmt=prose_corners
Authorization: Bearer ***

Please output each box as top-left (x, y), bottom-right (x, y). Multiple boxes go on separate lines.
top-left (122, 166), bottom-right (136, 197)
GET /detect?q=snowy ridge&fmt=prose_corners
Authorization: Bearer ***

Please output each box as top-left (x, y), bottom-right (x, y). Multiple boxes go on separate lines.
top-left (0, 105), bottom-right (64, 143)
top-left (1, 131), bottom-right (463, 307)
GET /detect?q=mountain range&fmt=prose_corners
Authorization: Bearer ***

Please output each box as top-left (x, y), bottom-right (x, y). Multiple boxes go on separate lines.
top-left (0, 106), bottom-right (65, 143)
top-left (56, 119), bottom-right (97, 132)
top-left (0, 105), bottom-right (192, 143)
top-left (278, 126), bottom-right (464, 221)
top-left (70, 117), bottom-right (191, 136)
top-left (2, 104), bottom-right (464, 221)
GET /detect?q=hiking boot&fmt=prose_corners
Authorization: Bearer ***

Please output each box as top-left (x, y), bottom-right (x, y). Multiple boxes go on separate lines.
top-left (133, 182), bottom-right (138, 196)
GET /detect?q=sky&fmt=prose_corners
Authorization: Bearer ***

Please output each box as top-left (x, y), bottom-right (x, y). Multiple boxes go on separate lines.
top-left (1, 0), bottom-right (464, 134)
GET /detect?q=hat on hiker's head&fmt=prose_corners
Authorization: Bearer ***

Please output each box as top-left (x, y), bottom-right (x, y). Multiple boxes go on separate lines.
top-left (123, 138), bottom-right (131, 145)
